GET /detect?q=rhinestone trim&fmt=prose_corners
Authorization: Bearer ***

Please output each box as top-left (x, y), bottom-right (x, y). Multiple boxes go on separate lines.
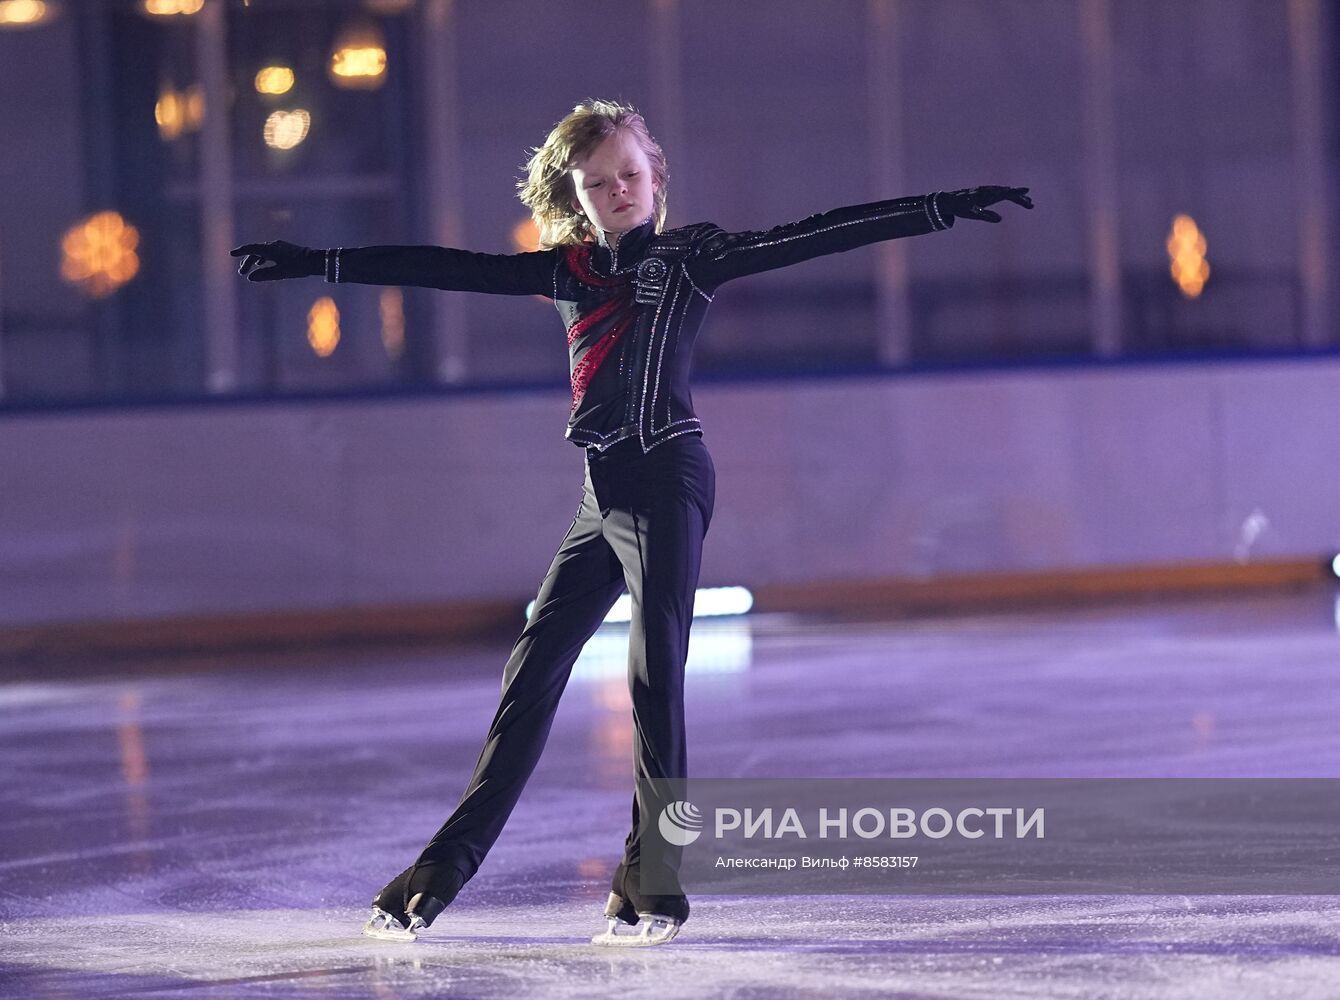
top-left (927, 191), bottom-right (951, 230)
top-left (598, 214), bottom-right (655, 273)
top-left (681, 266), bottom-right (713, 302)
top-left (648, 266), bottom-right (687, 433)
top-left (708, 204), bottom-right (923, 260)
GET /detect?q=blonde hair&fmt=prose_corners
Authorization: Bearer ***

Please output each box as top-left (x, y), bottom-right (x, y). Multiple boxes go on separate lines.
top-left (517, 99), bottom-right (669, 249)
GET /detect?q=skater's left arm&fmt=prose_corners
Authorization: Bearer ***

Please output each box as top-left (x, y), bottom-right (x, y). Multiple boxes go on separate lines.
top-left (685, 186), bottom-right (1033, 291)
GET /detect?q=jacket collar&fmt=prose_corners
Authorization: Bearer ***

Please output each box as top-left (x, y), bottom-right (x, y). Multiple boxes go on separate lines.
top-left (593, 214), bottom-right (656, 274)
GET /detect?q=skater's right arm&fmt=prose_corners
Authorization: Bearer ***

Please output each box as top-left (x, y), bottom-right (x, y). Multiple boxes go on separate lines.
top-left (231, 240), bottom-right (558, 297)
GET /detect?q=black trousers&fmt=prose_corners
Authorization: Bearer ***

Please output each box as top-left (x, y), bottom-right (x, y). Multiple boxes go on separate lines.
top-left (416, 432), bottom-right (716, 886)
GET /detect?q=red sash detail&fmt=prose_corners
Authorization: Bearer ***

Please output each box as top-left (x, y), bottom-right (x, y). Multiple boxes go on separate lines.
top-left (563, 244), bottom-right (624, 288)
top-left (570, 311), bottom-right (635, 413)
top-left (567, 292), bottom-right (627, 348)
top-left (562, 242), bottom-right (640, 413)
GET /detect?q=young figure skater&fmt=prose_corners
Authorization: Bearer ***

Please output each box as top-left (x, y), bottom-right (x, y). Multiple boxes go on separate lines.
top-left (232, 98), bottom-right (1032, 947)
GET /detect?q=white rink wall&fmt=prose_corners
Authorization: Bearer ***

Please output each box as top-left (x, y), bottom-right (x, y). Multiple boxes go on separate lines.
top-left (1, 358), bottom-right (1337, 628)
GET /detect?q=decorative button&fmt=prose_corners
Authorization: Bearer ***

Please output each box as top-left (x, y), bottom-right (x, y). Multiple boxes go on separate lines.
top-left (634, 255), bottom-right (669, 305)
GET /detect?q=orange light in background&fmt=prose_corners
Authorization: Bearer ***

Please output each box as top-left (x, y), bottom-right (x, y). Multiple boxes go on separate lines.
top-left (593, 710), bottom-right (633, 781)
top-left (380, 288), bottom-right (405, 360)
top-left (155, 86), bottom-right (187, 140)
top-left (186, 85), bottom-right (204, 129)
top-left (117, 690), bottom-right (150, 787)
top-left (141, 0), bottom-right (202, 16)
top-left (511, 217), bottom-right (541, 253)
top-left (0, 0), bottom-right (54, 28)
top-left (308, 297), bottom-right (340, 357)
top-left (117, 689), bottom-right (153, 861)
top-left (576, 857), bottom-right (608, 880)
top-left (61, 211), bottom-right (140, 299)
top-left (155, 83), bottom-right (204, 141)
top-left (594, 678), bottom-right (628, 712)
top-left (513, 217), bottom-right (550, 301)
top-left (330, 19), bottom-right (387, 89)
top-left (254, 65), bottom-right (295, 96)
top-left (1166, 213), bottom-right (1210, 299)
top-left (263, 108), bottom-right (311, 150)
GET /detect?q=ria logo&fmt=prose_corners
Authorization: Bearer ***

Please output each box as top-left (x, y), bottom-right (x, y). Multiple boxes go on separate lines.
top-left (657, 800), bottom-right (704, 846)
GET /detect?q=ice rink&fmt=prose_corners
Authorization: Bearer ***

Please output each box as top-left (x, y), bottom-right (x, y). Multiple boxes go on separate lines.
top-left (4, 591), bottom-right (1340, 998)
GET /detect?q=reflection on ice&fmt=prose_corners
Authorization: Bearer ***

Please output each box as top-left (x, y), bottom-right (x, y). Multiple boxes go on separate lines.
top-left (4, 593), bottom-right (1340, 997)
top-left (571, 617), bottom-right (753, 681)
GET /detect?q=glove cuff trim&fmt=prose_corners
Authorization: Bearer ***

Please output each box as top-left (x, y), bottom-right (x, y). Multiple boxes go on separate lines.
top-left (927, 192), bottom-right (953, 231)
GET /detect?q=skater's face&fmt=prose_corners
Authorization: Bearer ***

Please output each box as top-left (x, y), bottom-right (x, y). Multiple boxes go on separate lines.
top-left (568, 129), bottom-right (659, 241)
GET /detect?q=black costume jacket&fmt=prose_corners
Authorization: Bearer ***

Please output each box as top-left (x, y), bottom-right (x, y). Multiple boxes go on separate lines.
top-left (325, 192), bottom-right (956, 453)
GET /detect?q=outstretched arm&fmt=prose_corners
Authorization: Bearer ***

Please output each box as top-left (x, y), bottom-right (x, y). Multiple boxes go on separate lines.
top-left (231, 241), bottom-right (558, 298)
top-left (686, 186), bottom-right (1032, 291)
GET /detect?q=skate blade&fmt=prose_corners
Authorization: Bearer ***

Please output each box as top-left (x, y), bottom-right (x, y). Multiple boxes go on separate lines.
top-left (590, 913), bottom-right (682, 947)
top-left (362, 906), bottom-right (423, 942)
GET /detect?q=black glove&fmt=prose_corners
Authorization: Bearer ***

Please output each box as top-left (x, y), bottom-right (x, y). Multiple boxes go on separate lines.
top-left (230, 240), bottom-right (324, 281)
top-left (940, 186), bottom-right (1033, 224)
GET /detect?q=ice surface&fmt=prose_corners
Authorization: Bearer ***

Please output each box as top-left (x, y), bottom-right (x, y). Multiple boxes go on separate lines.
top-left (3, 593), bottom-right (1340, 997)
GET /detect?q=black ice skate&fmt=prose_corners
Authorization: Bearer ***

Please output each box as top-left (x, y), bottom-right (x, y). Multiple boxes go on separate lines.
top-left (591, 859), bottom-right (689, 947)
top-left (362, 860), bottom-right (465, 942)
